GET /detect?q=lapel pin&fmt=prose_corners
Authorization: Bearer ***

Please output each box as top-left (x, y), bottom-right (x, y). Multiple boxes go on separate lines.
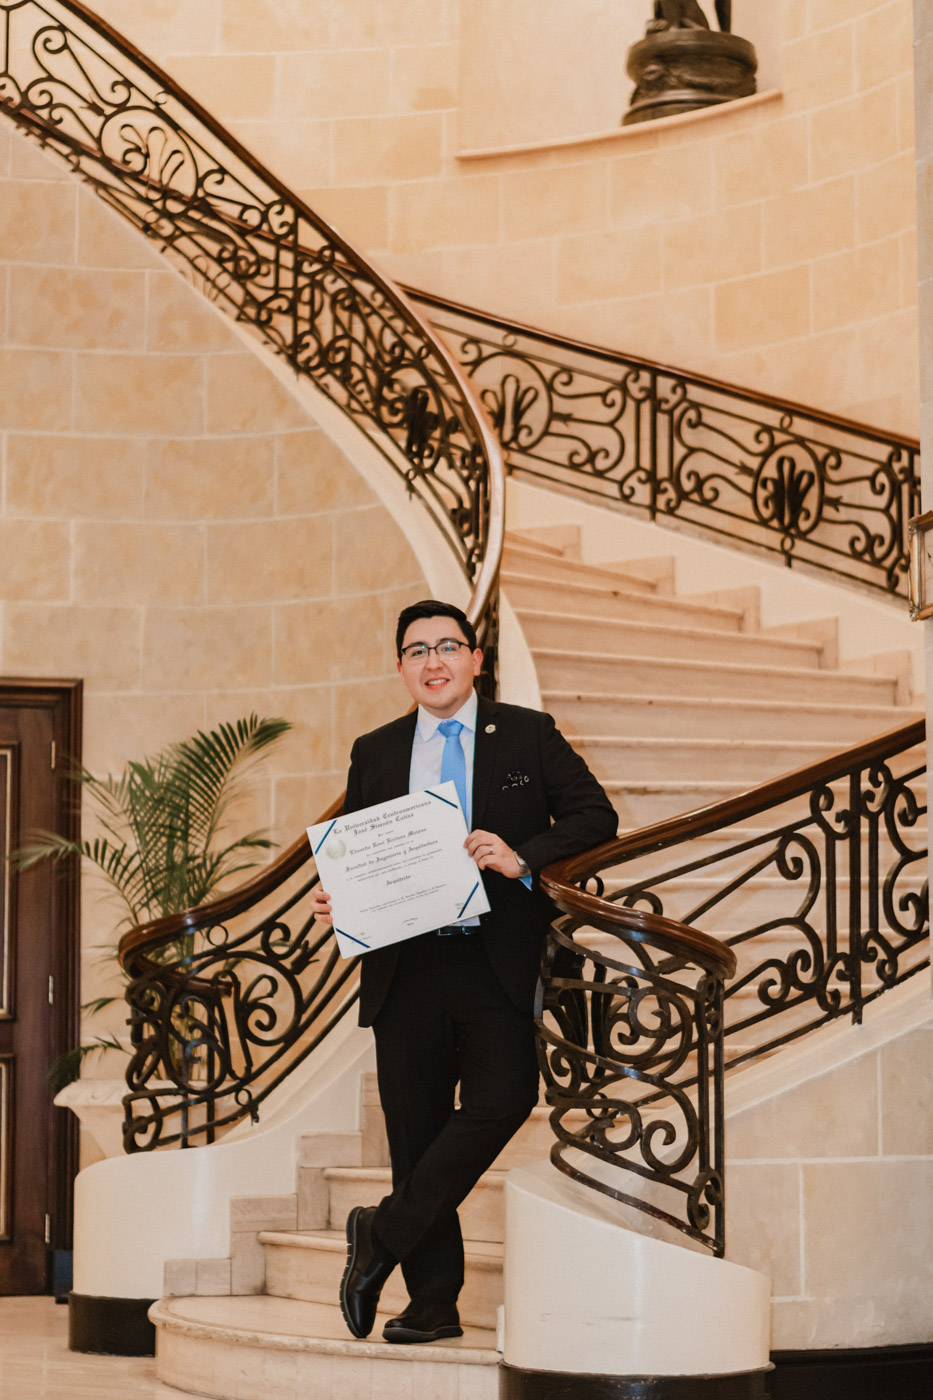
top-left (485, 724), bottom-right (496, 733)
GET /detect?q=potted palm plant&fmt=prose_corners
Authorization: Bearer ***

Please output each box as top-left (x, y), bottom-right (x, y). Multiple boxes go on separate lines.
top-left (15, 714), bottom-right (292, 1104)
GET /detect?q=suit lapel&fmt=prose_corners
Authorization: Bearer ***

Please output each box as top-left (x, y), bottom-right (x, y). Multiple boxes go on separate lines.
top-left (472, 696), bottom-right (501, 831)
top-left (385, 711), bottom-right (418, 801)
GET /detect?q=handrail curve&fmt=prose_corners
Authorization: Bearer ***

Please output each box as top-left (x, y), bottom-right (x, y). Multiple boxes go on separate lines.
top-left (540, 880), bottom-right (737, 980)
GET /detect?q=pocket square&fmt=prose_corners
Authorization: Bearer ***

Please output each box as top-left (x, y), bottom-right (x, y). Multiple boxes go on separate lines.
top-left (502, 769), bottom-right (530, 789)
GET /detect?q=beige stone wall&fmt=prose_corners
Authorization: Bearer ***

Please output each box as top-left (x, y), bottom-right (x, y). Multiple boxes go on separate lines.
top-left (0, 121), bottom-right (426, 1066)
top-left (82, 0), bottom-right (919, 435)
top-left (726, 1016), bottom-right (933, 1348)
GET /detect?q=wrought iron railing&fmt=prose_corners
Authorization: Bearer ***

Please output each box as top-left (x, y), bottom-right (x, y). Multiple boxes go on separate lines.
top-left (0, 0), bottom-right (506, 1148)
top-left (0, 1), bottom-right (504, 651)
top-left (119, 813), bottom-right (352, 1151)
top-left (536, 899), bottom-right (735, 1256)
top-left (537, 720), bottom-right (927, 1251)
top-left (410, 289), bottom-right (921, 598)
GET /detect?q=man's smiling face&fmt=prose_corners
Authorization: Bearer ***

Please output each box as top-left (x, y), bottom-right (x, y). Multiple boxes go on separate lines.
top-left (397, 615), bottom-right (483, 718)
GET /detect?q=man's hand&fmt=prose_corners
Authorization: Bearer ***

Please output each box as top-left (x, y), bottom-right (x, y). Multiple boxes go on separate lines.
top-left (311, 887), bottom-right (333, 925)
top-left (465, 830), bottom-right (523, 878)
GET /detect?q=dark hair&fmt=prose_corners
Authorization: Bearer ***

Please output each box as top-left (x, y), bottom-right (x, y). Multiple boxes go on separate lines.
top-left (395, 600), bottom-right (478, 657)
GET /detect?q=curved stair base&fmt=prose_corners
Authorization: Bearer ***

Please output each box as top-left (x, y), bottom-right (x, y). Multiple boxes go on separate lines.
top-left (503, 1162), bottom-right (770, 1382)
top-left (151, 1295), bottom-right (499, 1398)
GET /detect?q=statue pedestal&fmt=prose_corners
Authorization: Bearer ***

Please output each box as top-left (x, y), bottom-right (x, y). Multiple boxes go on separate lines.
top-left (623, 28), bottom-right (757, 126)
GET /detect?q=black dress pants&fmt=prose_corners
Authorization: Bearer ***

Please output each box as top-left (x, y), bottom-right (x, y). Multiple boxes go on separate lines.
top-left (370, 931), bottom-right (540, 1304)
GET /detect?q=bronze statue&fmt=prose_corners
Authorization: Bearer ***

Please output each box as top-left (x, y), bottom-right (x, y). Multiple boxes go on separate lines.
top-left (649, 1), bottom-right (732, 31)
top-left (623, 0), bottom-right (753, 125)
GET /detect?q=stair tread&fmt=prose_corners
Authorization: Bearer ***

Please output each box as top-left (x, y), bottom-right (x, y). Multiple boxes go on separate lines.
top-left (543, 688), bottom-right (919, 718)
top-left (532, 646), bottom-right (894, 685)
top-left (151, 1294), bottom-right (499, 1363)
top-left (518, 608), bottom-right (823, 658)
top-left (324, 1164), bottom-right (506, 1181)
top-left (573, 735), bottom-right (837, 751)
top-left (501, 570), bottom-right (745, 623)
top-left (504, 531), bottom-right (569, 558)
top-left (259, 1229), bottom-right (504, 1261)
top-left (503, 545), bottom-right (661, 591)
top-left (602, 777), bottom-right (786, 792)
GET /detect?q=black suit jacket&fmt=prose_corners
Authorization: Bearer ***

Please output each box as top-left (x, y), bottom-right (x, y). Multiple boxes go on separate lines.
top-left (343, 696), bottom-right (618, 1026)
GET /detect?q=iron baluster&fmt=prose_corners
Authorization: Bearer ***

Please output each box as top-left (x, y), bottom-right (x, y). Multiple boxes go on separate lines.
top-left (536, 913), bottom-right (733, 1256)
top-left (849, 770), bottom-right (864, 1023)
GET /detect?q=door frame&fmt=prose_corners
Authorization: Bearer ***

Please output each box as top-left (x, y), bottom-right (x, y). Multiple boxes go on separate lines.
top-left (0, 678), bottom-right (82, 1263)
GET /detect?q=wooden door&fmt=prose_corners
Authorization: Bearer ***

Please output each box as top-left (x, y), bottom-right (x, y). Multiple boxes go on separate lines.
top-left (0, 682), bottom-right (81, 1295)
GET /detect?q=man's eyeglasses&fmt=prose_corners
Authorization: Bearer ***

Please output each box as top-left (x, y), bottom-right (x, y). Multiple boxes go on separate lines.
top-left (399, 639), bottom-right (471, 663)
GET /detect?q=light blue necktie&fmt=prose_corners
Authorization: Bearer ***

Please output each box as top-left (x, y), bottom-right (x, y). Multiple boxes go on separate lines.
top-left (438, 719), bottom-right (468, 822)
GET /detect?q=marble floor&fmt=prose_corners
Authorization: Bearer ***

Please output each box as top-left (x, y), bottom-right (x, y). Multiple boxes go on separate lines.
top-left (0, 1296), bottom-right (184, 1399)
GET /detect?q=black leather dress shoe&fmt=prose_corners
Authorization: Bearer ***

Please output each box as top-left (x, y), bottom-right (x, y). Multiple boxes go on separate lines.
top-left (383, 1301), bottom-right (463, 1344)
top-left (339, 1205), bottom-right (396, 1339)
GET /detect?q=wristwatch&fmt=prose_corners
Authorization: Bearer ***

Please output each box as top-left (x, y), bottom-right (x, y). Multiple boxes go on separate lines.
top-left (513, 851), bottom-right (531, 879)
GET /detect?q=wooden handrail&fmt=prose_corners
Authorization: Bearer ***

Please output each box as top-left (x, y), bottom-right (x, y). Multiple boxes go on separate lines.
top-left (539, 717), bottom-right (924, 987)
top-left (542, 717), bottom-right (925, 890)
top-left (407, 284), bottom-right (920, 453)
top-left (540, 887), bottom-right (736, 980)
top-left (118, 804), bottom-right (338, 973)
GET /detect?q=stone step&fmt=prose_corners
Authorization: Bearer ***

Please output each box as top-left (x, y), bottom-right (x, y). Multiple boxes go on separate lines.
top-left (501, 542), bottom-right (660, 593)
top-left (151, 1294), bottom-right (499, 1400)
top-left (545, 690), bottom-right (919, 743)
top-left (518, 609), bottom-right (825, 671)
top-left (613, 829), bottom-right (928, 896)
top-left (603, 778), bottom-right (776, 826)
top-left (533, 650), bottom-right (900, 706)
top-left (502, 570), bottom-right (747, 633)
top-left (573, 735), bottom-right (836, 783)
top-left (324, 1166), bottom-right (505, 1244)
top-left (507, 525), bottom-right (581, 559)
top-left (260, 1230), bottom-right (503, 1331)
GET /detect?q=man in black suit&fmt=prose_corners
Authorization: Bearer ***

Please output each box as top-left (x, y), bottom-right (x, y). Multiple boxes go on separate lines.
top-left (312, 599), bottom-right (617, 1344)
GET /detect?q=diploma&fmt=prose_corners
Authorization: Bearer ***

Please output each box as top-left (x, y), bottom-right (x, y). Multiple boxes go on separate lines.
top-left (307, 781), bottom-right (491, 959)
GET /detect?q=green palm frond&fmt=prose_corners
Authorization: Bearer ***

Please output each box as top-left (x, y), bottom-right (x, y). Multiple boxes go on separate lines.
top-left (48, 1037), bottom-right (126, 1093)
top-left (11, 713), bottom-right (292, 928)
top-left (17, 713), bottom-right (293, 1078)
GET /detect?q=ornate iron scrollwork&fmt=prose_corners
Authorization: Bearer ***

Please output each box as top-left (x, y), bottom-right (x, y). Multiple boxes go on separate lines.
top-left (537, 918), bottom-right (729, 1255)
top-left (0, 1), bottom-right (501, 616)
top-left (537, 723), bottom-right (926, 1254)
top-left (607, 731), bottom-right (928, 1066)
top-left (414, 297), bottom-right (920, 597)
top-left (122, 869), bottom-right (360, 1151)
